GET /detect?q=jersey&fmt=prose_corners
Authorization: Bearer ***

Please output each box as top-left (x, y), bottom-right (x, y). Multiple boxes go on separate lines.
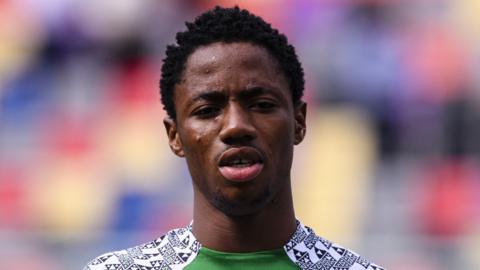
top-left (184, 247), bottom-right (298, 270)
top-left (83, 220), bottom-right (385, 270)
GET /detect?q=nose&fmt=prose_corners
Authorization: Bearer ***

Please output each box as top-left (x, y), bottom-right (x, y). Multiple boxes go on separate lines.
top-left (219, 103), bottom-right (257, 145)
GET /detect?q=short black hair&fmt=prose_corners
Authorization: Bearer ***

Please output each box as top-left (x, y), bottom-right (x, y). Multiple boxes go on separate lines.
top-left (160, 6), bottom-right (305, 119)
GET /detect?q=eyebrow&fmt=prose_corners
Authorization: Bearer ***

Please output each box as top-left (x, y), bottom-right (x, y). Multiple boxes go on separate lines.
top-left (191, 91), bottom-right (227, 103)
top-left (239, 86), bottom-right (289, 105)
top-left (191, 86), bottom-right (282, 102)
top-left (238, 87), bottom-right (271, 99)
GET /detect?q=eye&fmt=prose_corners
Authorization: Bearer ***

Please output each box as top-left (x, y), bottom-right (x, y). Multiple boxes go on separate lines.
top-left (250, 100), bottom-right (277, 111)
top-left (193, 106), bottom-right (220, 118)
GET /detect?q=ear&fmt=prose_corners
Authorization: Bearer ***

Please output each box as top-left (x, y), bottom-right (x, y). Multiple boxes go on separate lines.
top-left (163, 117), bottom-right (185, 157)
top-left (294, 101), bottom-right (307, 145)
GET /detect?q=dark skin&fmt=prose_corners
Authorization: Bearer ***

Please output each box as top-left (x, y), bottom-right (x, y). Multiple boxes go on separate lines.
top-left (164, 42), bottom-right (307, 252)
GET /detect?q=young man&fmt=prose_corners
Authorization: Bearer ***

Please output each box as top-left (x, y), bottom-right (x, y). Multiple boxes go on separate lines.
top-left (84, 6), bottom-right (384, 270)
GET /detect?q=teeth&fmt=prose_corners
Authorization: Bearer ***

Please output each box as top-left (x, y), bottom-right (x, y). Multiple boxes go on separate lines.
top-left (230, 159), bottom-right (253, 166)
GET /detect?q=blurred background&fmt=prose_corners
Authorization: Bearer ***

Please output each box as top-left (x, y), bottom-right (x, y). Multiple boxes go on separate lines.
top-left (1, 0), bottom-right (480, 269)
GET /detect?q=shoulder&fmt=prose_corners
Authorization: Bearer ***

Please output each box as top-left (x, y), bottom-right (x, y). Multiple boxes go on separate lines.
top-left (285, 222), bottom-right (386, 270)
top-left (82, 237), bottom-right (166, 270)
top-left (83, 226), bottom-right (200, 270)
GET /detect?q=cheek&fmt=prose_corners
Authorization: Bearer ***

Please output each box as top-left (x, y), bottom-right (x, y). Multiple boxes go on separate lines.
top-left (181, 121), bottom-right (217, 159)
top-left (258, 117), bottom-right (295, 158)
top-left (263, 116), bottom-right (295, 142)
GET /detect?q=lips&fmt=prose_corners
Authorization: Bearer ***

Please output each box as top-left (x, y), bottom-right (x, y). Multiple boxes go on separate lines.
top-left (217, 147), bottom-right (264, 182)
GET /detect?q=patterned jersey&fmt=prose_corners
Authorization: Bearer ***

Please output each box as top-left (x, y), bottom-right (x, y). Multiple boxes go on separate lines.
top-left (84, 221), bottom-right (385, 270)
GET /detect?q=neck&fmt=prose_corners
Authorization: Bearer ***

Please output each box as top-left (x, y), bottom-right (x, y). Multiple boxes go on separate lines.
top-left (192, 182), bottom-right (297, 252)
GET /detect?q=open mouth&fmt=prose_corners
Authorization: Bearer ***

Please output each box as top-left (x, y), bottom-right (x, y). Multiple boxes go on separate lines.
top-left (218, 147), bottom-right (264, 182)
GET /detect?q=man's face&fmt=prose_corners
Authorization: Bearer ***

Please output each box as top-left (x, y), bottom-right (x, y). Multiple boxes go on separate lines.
top-left (164, 42), bottom-right (306, 216)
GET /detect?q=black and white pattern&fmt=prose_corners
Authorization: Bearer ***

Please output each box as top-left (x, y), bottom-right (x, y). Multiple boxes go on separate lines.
top-left (84, 224), bottom-right (199, 270)
top-left (84, 221), bottom-right (385, 270)
top-left (284, 221), bottom-right (385, 270)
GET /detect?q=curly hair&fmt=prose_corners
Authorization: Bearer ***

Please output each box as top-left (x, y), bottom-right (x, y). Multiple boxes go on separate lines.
top-left (160, 6), bottom-right (305, 119)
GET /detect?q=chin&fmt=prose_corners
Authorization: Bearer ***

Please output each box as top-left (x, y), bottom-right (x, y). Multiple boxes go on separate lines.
top-left (210, 188), bottom-right (273, 216)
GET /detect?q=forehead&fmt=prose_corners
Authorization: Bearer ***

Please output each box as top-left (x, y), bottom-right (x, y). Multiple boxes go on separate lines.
top-left (172, 42), bottom-right (291, 112)
top-left (182, 42), bottom-right (282, 77)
